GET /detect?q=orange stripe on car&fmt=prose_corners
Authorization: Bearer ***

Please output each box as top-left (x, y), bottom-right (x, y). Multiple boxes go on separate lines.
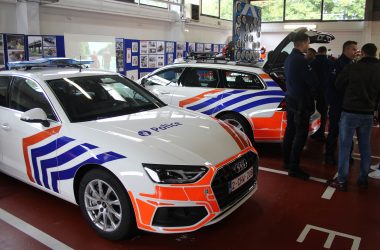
top-left (216, 120), bottom-right (245, 150)
top-left (260, 73), bottom-right (272, 80)
top-left (22, 126), bottom-right (61, 182)
top-left (179, 89), bottom-right (223, 107)
top-left (128, 191), bottom-right (155, 232)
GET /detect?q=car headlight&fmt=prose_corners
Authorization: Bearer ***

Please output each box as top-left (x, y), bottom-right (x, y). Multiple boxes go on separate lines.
top-left (143, 164), bottom-right (209, 184)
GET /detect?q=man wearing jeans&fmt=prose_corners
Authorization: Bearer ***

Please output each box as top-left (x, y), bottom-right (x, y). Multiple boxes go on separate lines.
top-left (328, 43), bottom-right (380, 191)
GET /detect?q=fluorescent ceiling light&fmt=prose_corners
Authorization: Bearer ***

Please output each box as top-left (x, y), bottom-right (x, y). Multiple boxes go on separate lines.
top-left (283, 24), bottom-right (317, 30)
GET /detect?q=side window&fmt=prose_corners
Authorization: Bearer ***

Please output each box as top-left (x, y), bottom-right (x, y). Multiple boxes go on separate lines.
top-left (181, 68), bottom-right (219, 88)
top-left (0, 76), bottom-right (12, 107)
top-left (9, 77), bottom-right (56, 120)
top-left (145, 68), bottom-right (184, 86)
top-left (223, 71), bottom-right (265, 90)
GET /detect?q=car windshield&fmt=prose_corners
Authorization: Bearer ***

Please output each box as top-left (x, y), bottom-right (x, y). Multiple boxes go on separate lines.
top-left (46, 75), bottom-right (165, 122)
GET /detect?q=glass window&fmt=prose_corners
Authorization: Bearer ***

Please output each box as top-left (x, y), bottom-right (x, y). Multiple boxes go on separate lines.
top-left (220, 0), bottom-right (233, 20)
top-left (9, 77), bottom-right (56, 120)
top-left (0, 76), bottom-right (12, 107)
top-left (201, 0), bottom-right (219, 17)
top-left (285, 0), bottom-right (322, 20)
top-left (47, 75), bottom-right (164, 122)
top-left (253, 0), bottom-right (284, 22)
top-left (323, 0), bottom-right (365, 21)
top-left (135, 0), bottom-right (168, 8)
top-left (223, 71), bottom-right (264, 90)
top-left (182, 68), bottom-right (219, 88)
top-left (146, 68), bottom-right (185, 86)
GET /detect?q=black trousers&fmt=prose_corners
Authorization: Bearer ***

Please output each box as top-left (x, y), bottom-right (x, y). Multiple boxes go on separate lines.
top-left (283, 97), bottom-right (311, 170)
top-left (325, 104), bottom-right (341, 159)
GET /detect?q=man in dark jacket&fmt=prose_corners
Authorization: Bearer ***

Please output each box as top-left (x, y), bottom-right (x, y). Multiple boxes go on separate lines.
top-left (310, 46), bottom-right (331, 141)
top-left (325, 41), bottom-right (358, 165)
top-left (283, 32), bottom-right (317, 180)
top-left (328, 43), bottom-right (380, 191)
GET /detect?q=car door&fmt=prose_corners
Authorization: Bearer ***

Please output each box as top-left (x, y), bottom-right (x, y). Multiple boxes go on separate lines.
top-left (1, 76), bottom-right (61, 183)
top-left (171, 67), bottom-right (223, 114)
top-left (220, 70), bottom-right (285, 141)
top-left (0, 76), bottom-right (13, 166)
top-left (143, 67), bottom-right (185, 104)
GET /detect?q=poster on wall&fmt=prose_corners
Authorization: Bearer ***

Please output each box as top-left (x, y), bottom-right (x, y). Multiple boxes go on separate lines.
top-left (167, 53), bottom-right (173, 65)
top-left (126, 48), bottom-right (132, 63)
top-left (166, 42), bottom-right (174, 53)
top-left (156, 41), bottom-right (165, 54)
top-left (42, 36), bottom-right (57, 58)
top-left (28, 36), bottom-right (43, 60)
top-left (140, 41), bottom-right (148, 54)
top-left (157, 55), bottom-right (164, 67)
top-left (148, 41), bottom-right (157, 54)
top-left (126, 69), bottom-right (139, 81)
top-left (132, 56), bottom-right (138, 66)
top-left (148, 55), bottom-right (157, 68)
top-left (188, 42), bottom-right (195, 53)
top-left (132, 42), bottom-right (138, 53)
top-left (0, 34), bottom-right (5, 69)
top-left (176, 42), bottom-right (185, 59)
top-left (196, 43), bottom-right (204, 52)
top-left (115, 38), bottom-right (124, 72)
top-left (140, 55), bottom-right (148, 68)
top-left (43, 46), bottom-right (57, 57)
top-left (213, 44), bottom-right (219, 53)
top-left (204, 44), bottom-right (212, 52)
top-left (7, 34), bottom-right (25, 62)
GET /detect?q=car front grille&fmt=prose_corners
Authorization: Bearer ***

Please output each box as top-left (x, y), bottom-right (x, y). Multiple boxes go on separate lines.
top-left (211, 151), bottom-right (258, 210)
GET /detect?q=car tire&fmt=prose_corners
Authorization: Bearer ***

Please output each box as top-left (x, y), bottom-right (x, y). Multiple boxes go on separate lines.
top-left (219, 113), bottom-right (255, 145)
top-left (78, 168), bottom-right (136, 240)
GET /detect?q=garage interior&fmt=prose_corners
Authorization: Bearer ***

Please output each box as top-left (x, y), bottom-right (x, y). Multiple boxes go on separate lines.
top-left (1, 0), bottom-right (380, 249)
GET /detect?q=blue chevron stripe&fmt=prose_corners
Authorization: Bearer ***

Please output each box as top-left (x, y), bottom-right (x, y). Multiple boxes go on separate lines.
top-left (39, 143), bottom-right (98, 189)
top-left (201, 90), bottom-right (285, 115)
top-left (186, 90), bottom-right (246, 111)
top-left (30, 136), bottom-right (75, 185)
top-left (50, 151), bottom-right (126, 193)
top-left (265, 81), bottom-right (278, 87)
top-left (232, 97), bottom-right (285, 113)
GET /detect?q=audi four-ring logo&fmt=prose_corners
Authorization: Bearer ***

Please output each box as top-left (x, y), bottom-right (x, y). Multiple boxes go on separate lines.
top-left (232, 158), bottom-right (248, 174)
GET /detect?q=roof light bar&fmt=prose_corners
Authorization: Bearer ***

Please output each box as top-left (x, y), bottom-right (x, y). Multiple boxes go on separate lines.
top-left (8, 58), bottom-right (93, 70)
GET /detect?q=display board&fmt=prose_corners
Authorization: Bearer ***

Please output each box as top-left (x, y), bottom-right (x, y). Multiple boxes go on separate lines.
top-left (0, 34), bottom-right (5, 70)
top-left (233, 0), bottom-right (262, 63)
top-left (124, 39), bottom-right (139, 81)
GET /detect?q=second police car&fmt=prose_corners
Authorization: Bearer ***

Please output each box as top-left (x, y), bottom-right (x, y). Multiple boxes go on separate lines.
top-left (139, 28), bottom-right (335, 144)
top-left (0, 58), bottom-right (258, 240)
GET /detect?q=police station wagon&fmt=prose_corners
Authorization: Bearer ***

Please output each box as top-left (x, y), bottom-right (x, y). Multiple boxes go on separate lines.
top-left (139, 28), bottom-right (334, 144)
top-left (0, 58), bottom-right (258, 240)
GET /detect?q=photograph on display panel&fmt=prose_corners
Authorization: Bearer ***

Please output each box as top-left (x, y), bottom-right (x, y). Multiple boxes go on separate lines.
top-left (43, 36), bottom-right (56, 47)
top-left (156, 41), bottom-right (165, 54)
top-left (157, 55), bottom-right (164, 67)
top-left (188, 42), bottom-right (195, 53)
top-left (43, 47), bottom-right (57, 57)
top-left (140, 41), bottom-right (148, 54)
top-left (148, 55), bottom-right (157, 68)
top-left (126, 69), bottom-right (139, 81)
top-left (132, 56), bottom-right (138, 67)
top-left (0, 34), bottom-right (4, 68)
top-left (148, 41), bottom-right (157, 54)
top-left (132, 42), bottom-right (138, 53)
top-left (140, 55), bottom-right (148, 68)
top-left (28, 36), bottom-right (43, 60)
top-left (166, 42), bottom-right (174, 53)
top-left (7, 34), bottom-right (25, 62)
top-left (127, 48), bottom-right (131, 63)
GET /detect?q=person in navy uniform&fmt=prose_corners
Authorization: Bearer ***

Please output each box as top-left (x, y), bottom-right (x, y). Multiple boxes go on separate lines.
top-left (324, 41), bottom-right (358, 165)
top-left (283, 32), bottom-right (318, 180)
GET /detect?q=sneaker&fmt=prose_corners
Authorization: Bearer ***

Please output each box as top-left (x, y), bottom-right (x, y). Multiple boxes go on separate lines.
top-left (327, 178), bottom-right (347, 191)
top-left (370, 164), bottom-right (380, 171)
top-left (288, 169), bottom-right (310, 180)
top-left (368, 169), bottom-right (380, 179)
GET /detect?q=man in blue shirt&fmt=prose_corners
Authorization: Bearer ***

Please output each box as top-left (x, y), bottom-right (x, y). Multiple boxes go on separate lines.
top-left (283, 32), bottom-right (318, 180)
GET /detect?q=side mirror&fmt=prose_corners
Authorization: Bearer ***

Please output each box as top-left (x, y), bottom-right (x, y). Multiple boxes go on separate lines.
top-left (141, 78), bottom-right (147, 87)
top-left (20, 108), bottom-right (50, 127)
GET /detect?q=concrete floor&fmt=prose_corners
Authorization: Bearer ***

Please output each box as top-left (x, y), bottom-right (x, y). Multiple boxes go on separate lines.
top-left (0, 125), bottom-right (379, 250)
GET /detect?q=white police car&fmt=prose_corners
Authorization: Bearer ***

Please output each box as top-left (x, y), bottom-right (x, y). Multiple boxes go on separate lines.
top-left (0, 58), bottom-right (258, 240)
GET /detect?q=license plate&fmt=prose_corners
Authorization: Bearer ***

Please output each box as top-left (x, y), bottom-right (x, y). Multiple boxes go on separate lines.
top-left (229, 167), bottom-right (254, 193)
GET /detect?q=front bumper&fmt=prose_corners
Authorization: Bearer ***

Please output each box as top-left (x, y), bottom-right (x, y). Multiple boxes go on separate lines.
top-left (128, 147), bottom-right (258, 233)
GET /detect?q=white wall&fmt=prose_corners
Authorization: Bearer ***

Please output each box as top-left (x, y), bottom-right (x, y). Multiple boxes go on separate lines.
top-left (0, 1), bottom-right (17, 34)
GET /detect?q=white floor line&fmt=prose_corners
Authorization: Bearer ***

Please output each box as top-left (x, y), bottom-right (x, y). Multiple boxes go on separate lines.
top-left (258, 166), bottom-right (288, 175)
top-left (0, 208), bottom-right (73, 250)
top-left (353, 153), bottom-right (380, 160)
top-left (321, 187), bottom-right (336, 200)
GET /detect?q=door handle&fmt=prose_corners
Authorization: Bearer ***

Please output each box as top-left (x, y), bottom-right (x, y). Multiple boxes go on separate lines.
top-left (1, 123), bottom-right (10, 131)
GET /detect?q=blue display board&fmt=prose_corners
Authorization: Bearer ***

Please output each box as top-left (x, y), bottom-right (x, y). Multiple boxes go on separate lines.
top-left (124, 39), bottom-right (140, 81)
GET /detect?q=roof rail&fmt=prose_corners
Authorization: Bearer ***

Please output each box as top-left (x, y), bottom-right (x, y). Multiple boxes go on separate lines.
top-left (8, 58), bottom-right (93, 70)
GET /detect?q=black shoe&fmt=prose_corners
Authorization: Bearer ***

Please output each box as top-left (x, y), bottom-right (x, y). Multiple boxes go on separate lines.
top-left (324, 157), bottom-right (337, 166)
top-left (357, 179), bottom-right (368, 189)
top-left (349, 157), bottom-right (354, 165)
top-left (327, 178), bottom-right (347, 191)
top-left (288, 169), bottom-right (310, 180)
top-left (283, 164), bottom-right (289, 170)
top-left (311, 134), bottom-right (326, 142)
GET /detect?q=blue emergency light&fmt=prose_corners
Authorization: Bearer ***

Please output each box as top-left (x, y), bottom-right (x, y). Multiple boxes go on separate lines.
top-left (8, 58), bottom-right (93, 70)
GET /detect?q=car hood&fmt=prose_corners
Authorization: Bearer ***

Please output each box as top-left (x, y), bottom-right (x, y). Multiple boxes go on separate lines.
top-left (74, 106), bottom-right (248, 166)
